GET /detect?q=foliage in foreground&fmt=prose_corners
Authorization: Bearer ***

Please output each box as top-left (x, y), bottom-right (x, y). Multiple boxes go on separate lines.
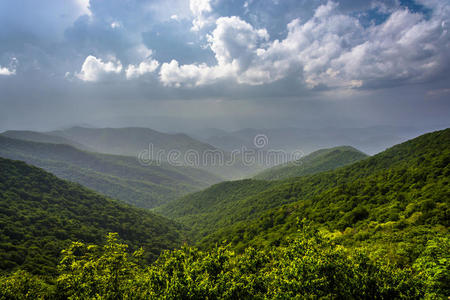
top-left (1, 225), bottom-right (448, 299)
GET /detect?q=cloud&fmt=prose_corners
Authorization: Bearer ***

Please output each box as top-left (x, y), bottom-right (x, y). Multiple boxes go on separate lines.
top-left (110, 21), bottom-right (121, 29)
top-left (0, 0), bottom-right (93, 41)
top-left (0, 58), bottom-right (17, 76)
top-left (74, 0), bottom-right (92, 17)
top-left (160, 16), bottom-right (272, 86)
top-left (190, 0), bottom-right (214, 31)
top-left (74, 48), bottom-right (159, 81)
top-left (159, 1), bottom-right (450, 90)
top-left (76, 55), bottom-right (122, 82)
top-left (190, 0), bottom-right (212, 16)
top-left (126, 59), bottom-right (159, 79)
top-left (209, 16), bottom-right (269, 67)
top-left (0, 66), bottom-right (15, 76)
top-left (160, 59), bottom-right (237, 87)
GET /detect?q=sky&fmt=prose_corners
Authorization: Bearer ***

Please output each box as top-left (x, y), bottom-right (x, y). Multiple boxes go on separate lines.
top-left (0, 0), bottom-right (449, 132)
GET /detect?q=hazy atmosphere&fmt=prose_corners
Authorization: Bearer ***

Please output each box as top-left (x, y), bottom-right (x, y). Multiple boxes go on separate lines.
top-left (0, 0), bottom-right (449, 133)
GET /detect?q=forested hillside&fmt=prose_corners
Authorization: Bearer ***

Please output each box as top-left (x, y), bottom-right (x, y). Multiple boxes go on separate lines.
top-left (0, 157), bottom-right (184, 275)
top-left (199, 129), bottom-right (450, 263)
top-left (0, 135), bottom-right (221, 208)
top-left (158, 129), bottom-right (450, 266)
top-left (254, 145), bottom-right (368, 180)
top-left (155, 179), bottom-right (278, 241)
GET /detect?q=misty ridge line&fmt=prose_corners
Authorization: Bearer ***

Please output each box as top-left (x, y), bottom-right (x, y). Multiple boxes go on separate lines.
top-left (137, 134), bottom-right (305, 168)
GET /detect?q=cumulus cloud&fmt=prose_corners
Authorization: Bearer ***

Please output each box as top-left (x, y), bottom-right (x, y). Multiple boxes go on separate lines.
top-left (76, 55), bottom-right (122, 82)
top-left (190, 0), bottom-right (214, 31)
top-left (160, 1), bottom-right (450, 90)
top-left (126, 59), bottom-right (159, 79)
top-left (160, 59), bottom-right (237, 87)
top-left (160, 16), bottom-right (272, 86)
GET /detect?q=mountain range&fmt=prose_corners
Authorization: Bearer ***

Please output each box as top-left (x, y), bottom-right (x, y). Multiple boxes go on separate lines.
top-left (157, 129), bottom-right (450, 263)
top-left (47, 127), bottom-right (261, 179)
top-left (0, 135), bottom-right (221, 208)
top-left (0, 127), bottom-right (448, 298)
top-left (2, 130), bottom-right (92, 151)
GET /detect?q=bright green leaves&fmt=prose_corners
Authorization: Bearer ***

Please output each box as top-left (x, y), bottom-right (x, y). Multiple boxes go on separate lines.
top-left (56, 233), bottom-right (144, 299)
top-left (2, 229), bottom-right (448, 299)
top-left (0, 270), bottom-right (53, 300)
top-left (413, 236), bottom-right (450, 298)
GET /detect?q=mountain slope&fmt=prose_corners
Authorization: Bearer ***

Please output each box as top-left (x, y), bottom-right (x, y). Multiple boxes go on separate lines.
top-left (159, 146), bottom-right (367, 240)
top-left (254, 146), bottom-right (368, 180)
top-left (155, 179), bottom-right (278, 241)
top-left (0, 157), bottom-right (184, 275)
top-left (0, 136), bottom-right (222, 208)
top-left (158, 129), bottom-right (449, 261)
top-left (200, 129), bottom-right (450, 261)
top-left (1, 130), bottom-right (91, 151)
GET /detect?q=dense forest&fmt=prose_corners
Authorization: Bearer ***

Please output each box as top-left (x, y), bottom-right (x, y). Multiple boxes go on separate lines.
top-left (0, 129), bottom-right (448, 298)
top-left (155, 146), bottom-right (367, 240)
top-left (0, 135), bottom-right (221, 208)
top-left (160, 130), bottom-right (449, 256)
top-left (0, 157), bottom-right (183, 275)
top-left (200, 129), bottom-right (449, 254)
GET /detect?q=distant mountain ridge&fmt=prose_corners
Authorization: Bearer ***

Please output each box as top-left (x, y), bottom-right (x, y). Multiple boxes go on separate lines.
top-left (49, 126), bottom-right (216, 158)
top-left (47, 126), bottom-right (262, 179)
top-left (254, 146), bottom-right (368, 180)
top-left (0, 135), bottom-right (222, 208)
top-left (1, 130), bottom-right (92, 151)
